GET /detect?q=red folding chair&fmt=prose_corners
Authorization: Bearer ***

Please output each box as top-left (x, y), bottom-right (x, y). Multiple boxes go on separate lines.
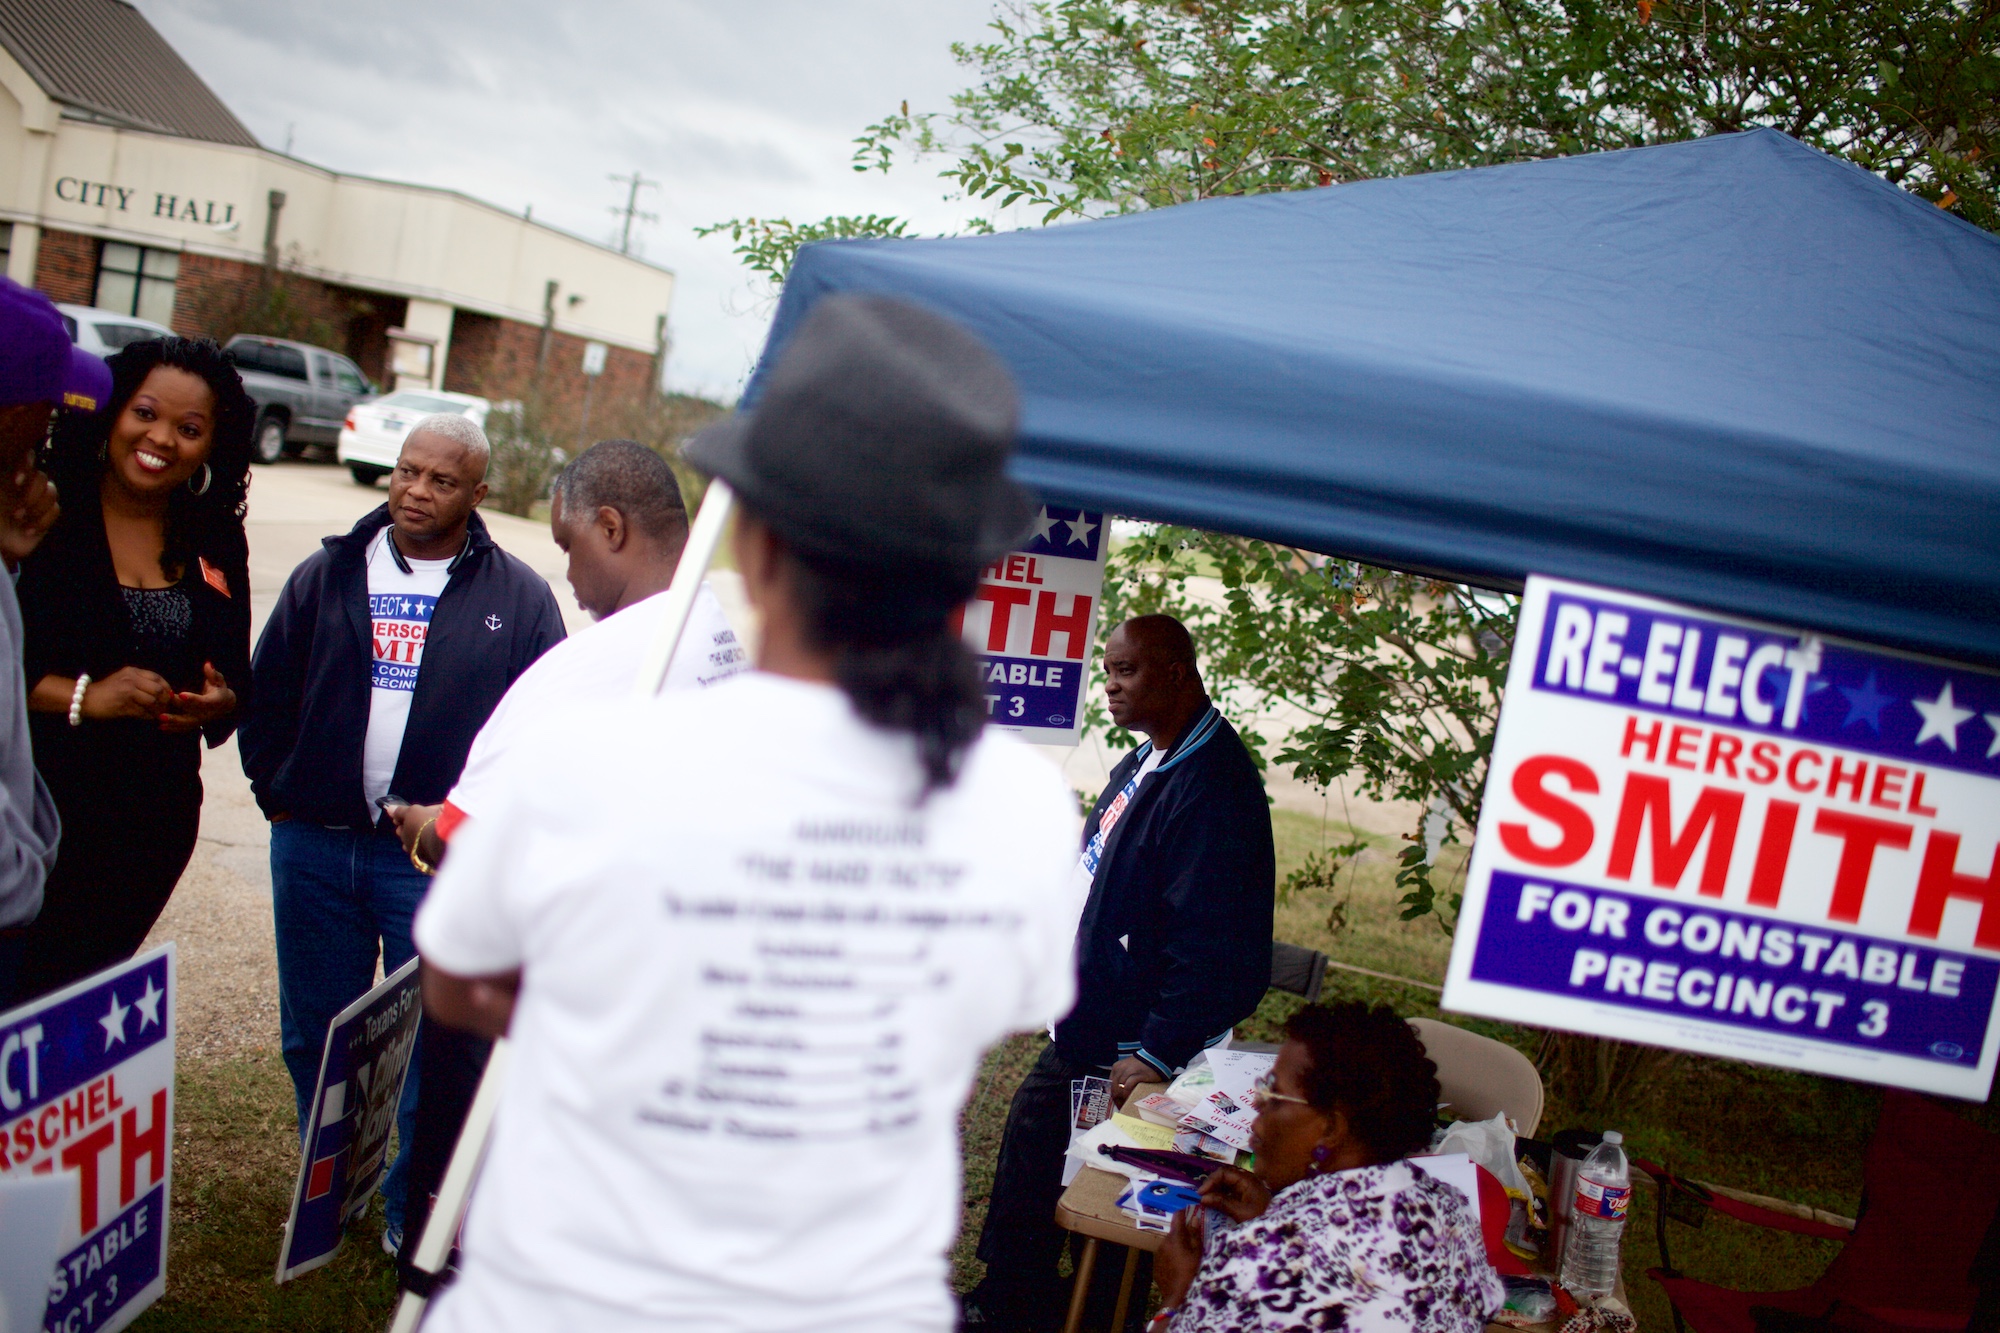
top-left (1643, 1092), bottom-right (2000, 1333)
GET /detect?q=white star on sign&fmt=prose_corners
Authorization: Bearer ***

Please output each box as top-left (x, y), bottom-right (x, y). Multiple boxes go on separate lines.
top-left (1028, 506), bottom-right (1057, 544)
top-left (100, 992), bottom-right (130, 1050)
top-left (1063, 513), bottom-right (1098, 548)
top-left (134, 977), bottom-right (163, 1031)
top-left (1913, 681), bottom-right (1975, 752)
top-left (1985, 714), bottom-right (2000, 760)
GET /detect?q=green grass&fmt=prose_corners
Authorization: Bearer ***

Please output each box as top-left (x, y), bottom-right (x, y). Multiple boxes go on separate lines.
top-left (143, 807), bottom-right (2000, 1328)
top-left (135, 1052), bottom-right (398, 1331)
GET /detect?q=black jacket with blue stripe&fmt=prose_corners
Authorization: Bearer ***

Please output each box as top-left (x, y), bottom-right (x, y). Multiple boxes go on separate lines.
top-left (1054, 702), bottom-right (1276, 1075)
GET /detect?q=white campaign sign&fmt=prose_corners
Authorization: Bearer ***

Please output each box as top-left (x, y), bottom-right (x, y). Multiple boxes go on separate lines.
top-left (1446, 577), bottom-right (2000, 1099)
top-left (956, 505), bottom-right (1109, 746)
top-left (0, 946), bottom-right (175, 1330)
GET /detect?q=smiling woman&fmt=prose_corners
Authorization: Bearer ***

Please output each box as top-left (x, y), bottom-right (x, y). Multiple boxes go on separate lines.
top-left (3, 338), bottom-right (256, 1006)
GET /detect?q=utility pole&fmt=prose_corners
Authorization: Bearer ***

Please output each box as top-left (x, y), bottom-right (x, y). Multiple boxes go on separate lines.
top-left (607, 171), bottom-right (660, 255)
top-left (261, 190), bottom-right (287, 285)
top-left (535, 280), bottom-right (558, 385)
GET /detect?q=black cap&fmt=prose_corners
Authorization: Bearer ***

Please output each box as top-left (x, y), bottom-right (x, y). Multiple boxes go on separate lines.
top-left (685, 295), bottom-right (1034, 571)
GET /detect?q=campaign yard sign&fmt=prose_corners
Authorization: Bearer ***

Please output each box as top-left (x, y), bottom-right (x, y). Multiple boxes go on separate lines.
top-left (275, 957), bottom-right (422, 1282)
top-left (954, 505), bottom-right (1109, 745)
top-left (1446, 577), bottom-right (2000, 1100)
top-left (0, 945), bottom-right (174, 1332)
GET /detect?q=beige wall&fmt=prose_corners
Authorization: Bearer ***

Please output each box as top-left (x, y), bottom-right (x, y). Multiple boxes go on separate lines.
top-left (0, 46), bottom-right (673, 353)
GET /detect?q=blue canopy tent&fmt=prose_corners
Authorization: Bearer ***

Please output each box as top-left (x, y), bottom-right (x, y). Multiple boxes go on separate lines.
top-left (751, 129), bottom-right (2000, 668)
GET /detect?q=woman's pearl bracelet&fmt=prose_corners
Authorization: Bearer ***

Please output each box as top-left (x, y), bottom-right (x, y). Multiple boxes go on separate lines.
top-left (68, 674), bottom-right (91, 727)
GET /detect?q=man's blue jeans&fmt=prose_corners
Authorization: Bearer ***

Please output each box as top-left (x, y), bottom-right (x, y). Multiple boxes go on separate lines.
top-left (271, 819), bottom-right (427, 1234)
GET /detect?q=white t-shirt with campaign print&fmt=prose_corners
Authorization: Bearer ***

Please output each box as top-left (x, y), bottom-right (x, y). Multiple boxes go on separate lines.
top-left (361, 529), bottom-right (454, 811)
top-left (445, 581), bottom-right (746, 821)
top-left (413, 673), bottom-right (1085, 1333)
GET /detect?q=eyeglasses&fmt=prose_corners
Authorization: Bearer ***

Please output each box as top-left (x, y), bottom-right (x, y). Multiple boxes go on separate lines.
top-left (1252, 1071), bottom-right (1312, 1109)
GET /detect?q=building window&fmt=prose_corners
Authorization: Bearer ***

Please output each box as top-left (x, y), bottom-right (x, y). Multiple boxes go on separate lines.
top-left (96, 242), bottom-right (179, 326)
top-left (0, 223), bottom-right (12, 274)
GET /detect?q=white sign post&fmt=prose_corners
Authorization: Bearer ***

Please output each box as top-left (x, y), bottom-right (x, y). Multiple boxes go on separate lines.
top-left (0, 945), bottom-right (175, 1331)
top-left (1447, 577), bottom-right (2000, 1099)
top-left (958, 505), bottom-right (1109, 745)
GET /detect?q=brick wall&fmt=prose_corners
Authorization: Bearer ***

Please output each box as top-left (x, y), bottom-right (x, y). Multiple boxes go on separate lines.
top-left (172, 252), bottom-right (406, 384)
top-left (33, 229), bottom-right (96, 305)
top-left (34, 229), bottom-right (657, 419)
top-left (445, 310), bottom-right (659, 439)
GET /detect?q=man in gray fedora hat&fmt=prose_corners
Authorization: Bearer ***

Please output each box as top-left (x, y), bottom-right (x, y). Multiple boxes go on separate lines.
top-left (410, 295), bottom-right (1086, 1333)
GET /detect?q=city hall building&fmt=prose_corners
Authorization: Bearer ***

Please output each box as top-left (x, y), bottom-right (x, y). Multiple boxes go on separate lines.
top-left (0, 0), bottom-right (677, 418)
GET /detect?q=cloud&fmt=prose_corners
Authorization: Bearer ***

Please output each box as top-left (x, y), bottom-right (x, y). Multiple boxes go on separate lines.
top-left (134, 0), bottom-right (1000, 398)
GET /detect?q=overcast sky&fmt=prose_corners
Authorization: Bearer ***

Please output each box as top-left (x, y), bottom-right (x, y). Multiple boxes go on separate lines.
top-left (133, 0), bottom-right (1003, 399)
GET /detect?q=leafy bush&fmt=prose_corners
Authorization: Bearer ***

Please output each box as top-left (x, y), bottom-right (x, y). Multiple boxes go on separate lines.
top-left (481, 397), bottom-right (566, 518)
top-left (1092, 525), bottom-right (1516, 928)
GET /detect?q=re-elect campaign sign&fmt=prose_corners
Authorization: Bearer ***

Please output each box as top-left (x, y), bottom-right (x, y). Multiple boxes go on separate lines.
top-left (276, 956), bottom-right (422, 1282)
top-left (1446, 577), bottom-right (2000, 1099)
top-left (0, 945), bottom-right (174, 1331)
top-left (955, 505), bottom-right (1108, 745)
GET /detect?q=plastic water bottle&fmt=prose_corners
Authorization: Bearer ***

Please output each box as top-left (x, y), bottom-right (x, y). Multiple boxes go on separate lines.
top-left (1559, 1130), bottom-right (1631, 1299)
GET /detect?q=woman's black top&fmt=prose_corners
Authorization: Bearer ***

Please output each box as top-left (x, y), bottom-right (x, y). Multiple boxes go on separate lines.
top-left (16, 481), bottom-right (251, 792)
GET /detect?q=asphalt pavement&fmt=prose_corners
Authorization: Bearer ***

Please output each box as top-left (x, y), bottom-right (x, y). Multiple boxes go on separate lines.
top-left (138, 455), bottom-right (1391, 1057)
top-left (142, 455), bottom-right (695, 1056)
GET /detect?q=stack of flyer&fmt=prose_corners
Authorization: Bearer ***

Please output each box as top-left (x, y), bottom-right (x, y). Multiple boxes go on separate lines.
top-left (1139, 1048), bottom-right (1276, 1164)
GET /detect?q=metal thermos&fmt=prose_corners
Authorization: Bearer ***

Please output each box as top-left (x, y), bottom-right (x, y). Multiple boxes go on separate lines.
top-left (1548, 1129), bottom-right (1603, 1271)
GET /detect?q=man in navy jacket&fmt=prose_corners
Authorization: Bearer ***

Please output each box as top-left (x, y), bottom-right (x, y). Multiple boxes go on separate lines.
top-left (969, 615), bottom-right (1274, 1330)
top-left (240, 416), bottom-right (562, 1252)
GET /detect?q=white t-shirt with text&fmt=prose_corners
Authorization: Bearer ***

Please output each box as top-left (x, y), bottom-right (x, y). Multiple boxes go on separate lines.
top-left (414, 673), bottom-right (1084, 1333)
top-left (361, 529), bottom-right (453, 811)
top-left (446, 582), bottom-right (746, 821)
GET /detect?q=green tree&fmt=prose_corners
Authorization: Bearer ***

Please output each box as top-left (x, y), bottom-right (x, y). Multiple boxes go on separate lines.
top-left (698, 0), bottom-right (1995, 926)
top-left (1096, 526), bottom-right (1515, 929)
top-left (853, 0), bottom-right (1997, 228)
top-left (693, 214), bottom-right (917, 287)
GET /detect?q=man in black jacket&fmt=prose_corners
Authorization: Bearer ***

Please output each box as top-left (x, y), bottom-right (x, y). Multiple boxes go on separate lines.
top-left (239, 415), bottom-right (563, 1253)
top-left (967, 615), bottom-right (1274, 1331)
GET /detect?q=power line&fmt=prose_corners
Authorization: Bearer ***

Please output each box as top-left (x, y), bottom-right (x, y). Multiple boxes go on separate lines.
top-left (608, 170), bottom-right (661, 255)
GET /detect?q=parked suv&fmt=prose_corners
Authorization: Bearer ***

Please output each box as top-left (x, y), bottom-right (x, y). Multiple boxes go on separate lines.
top-left (224, 335), bottom-right (376, 464)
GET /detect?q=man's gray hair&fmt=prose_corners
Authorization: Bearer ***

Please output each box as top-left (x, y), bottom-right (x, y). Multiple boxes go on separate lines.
top-left (407, 412), bottom-right (490, 460)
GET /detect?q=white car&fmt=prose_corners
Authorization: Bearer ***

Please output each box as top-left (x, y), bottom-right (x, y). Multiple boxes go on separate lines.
top-left (337, 389), bottom-right (491, 485)
top-left (56, 304), bottom-right (174, 358)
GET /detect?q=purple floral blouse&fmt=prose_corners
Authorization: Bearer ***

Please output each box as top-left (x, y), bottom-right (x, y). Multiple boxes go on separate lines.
top-left (1169, 1160), bottom-right (1504, 1333)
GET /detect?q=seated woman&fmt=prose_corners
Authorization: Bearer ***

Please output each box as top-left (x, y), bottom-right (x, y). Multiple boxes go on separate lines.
top-left (1153, 1001), bottom-right (1502, 1332)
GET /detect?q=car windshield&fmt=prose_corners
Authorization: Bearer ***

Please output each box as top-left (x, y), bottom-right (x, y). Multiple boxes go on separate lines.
top-left (94, 323), bottom-right (163, 351)
top-left (375, 393), bottom-right (467, 414)
top-left (229, 341), bottom-right (309, 380)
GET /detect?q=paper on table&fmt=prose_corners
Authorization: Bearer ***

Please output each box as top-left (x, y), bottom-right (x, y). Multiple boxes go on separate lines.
top-left (1131, 1091), bottom-right (1188, 1127)
top-left (1179, 1087), bottom-right (1258, 1152)
top-left (1163, 1055), bottom-right (1217, 1110)
top-left (1410, 1152), bottom-right (1483, 1227)
top-left (1204, 1048), bottom-right (1276, 1102)
top-left (1110, 1113), bottom-right (1177, 1151)
top-left (1065, 1118), bottom-right (1164, 1187)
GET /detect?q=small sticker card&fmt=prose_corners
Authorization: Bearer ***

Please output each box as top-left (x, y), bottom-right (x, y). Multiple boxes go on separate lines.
top-left (1071, 1076), bottom-right (1112, 1130)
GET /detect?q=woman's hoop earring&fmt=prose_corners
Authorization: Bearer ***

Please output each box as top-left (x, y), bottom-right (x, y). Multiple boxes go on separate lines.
top-left (187, 463), bottom-right (212, 497)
